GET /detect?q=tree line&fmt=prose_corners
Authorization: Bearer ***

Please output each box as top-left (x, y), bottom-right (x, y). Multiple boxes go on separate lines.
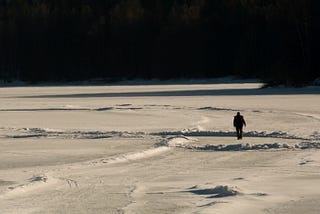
top-left (0, 0), bottom-right (318, 85)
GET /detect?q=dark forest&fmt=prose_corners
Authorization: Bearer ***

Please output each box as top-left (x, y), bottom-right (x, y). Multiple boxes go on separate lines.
top-left (0, 0), bottom-right (318, 85)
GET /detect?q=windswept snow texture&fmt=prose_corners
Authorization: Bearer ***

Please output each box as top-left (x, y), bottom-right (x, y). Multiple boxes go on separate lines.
top-left (0, 82), bottom-right (319, 214)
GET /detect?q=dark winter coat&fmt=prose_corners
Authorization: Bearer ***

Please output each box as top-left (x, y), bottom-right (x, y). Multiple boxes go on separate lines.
top-left (233, 115), bottom-right (246, 128)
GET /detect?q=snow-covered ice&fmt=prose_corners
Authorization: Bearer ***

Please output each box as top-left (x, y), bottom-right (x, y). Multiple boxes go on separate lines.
top-left (0, 82), bottom-right (319, 213)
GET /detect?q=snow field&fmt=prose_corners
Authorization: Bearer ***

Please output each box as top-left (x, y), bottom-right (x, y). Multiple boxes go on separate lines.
top-left (0, 82), bottom-right (319, 213)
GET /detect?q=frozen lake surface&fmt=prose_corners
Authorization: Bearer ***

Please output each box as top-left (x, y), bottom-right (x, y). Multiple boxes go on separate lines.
top-left (0, 82), bottom-right (319, 213)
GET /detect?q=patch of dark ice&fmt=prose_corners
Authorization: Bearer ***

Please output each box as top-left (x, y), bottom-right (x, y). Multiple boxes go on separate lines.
top-left (250, 193), bottom-right (268, 197)
top-left (115, 107), bottom-right (143, 110)
top-left (233, 177), bottom-right (244, 181)
top-left (116, 104), bottom-right (132, 106)
top-left (144, 104), bottom-right (171, 107)
top-left (11, 134), bottom-right (47, 138)
top-left (197, 106), bottom-right (238, 112)
top-left (95, 107), bottom-right (113, 111)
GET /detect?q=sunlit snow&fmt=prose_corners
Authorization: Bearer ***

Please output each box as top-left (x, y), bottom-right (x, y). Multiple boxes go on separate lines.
top-left (0, 81), bottom-right (319, 213)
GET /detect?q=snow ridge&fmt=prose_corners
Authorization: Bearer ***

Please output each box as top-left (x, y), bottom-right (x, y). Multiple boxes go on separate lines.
top-left (152, 130), bottom-right (310, 140)
top-left (2, 127), bottom-right (319, 141)
top-left (170, 141), bottom-right (320, 151)
top-left (1, 127), bottom-right (145, 139)
top-left (182, 143), bottom-right (290, 151)
top-left (91, 137), bottom-right (190, 165)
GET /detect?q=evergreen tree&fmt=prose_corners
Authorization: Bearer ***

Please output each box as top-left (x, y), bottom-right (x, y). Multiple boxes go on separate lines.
top-left (0, 0), bottom-right (316, 85)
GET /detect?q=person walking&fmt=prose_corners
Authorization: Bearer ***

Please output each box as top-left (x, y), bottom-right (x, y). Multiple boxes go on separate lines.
top-left (233, 112), bottom-right (246, 140)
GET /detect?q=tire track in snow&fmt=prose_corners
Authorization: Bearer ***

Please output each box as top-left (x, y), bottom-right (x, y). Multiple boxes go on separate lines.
top-left (294, 112), bottom-right (320, 121)
top-left (0, 138), bottom-right (189, 200)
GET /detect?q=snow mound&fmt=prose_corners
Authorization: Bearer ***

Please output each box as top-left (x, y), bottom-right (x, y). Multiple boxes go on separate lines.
top-left (188, 185), bottom-right (239, 198)
top-left (8, 175), bottom-right (48, 191)
top-left (2, 174), bottom-right (53, 199)
top-left (28, 175), bottom-right (48, 183)
top-left (153, 136), bottom-right (192, 148)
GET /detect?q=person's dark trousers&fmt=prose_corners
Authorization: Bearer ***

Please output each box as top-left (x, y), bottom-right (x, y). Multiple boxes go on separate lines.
top-left (236, 126), bottom-right (243, 140)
